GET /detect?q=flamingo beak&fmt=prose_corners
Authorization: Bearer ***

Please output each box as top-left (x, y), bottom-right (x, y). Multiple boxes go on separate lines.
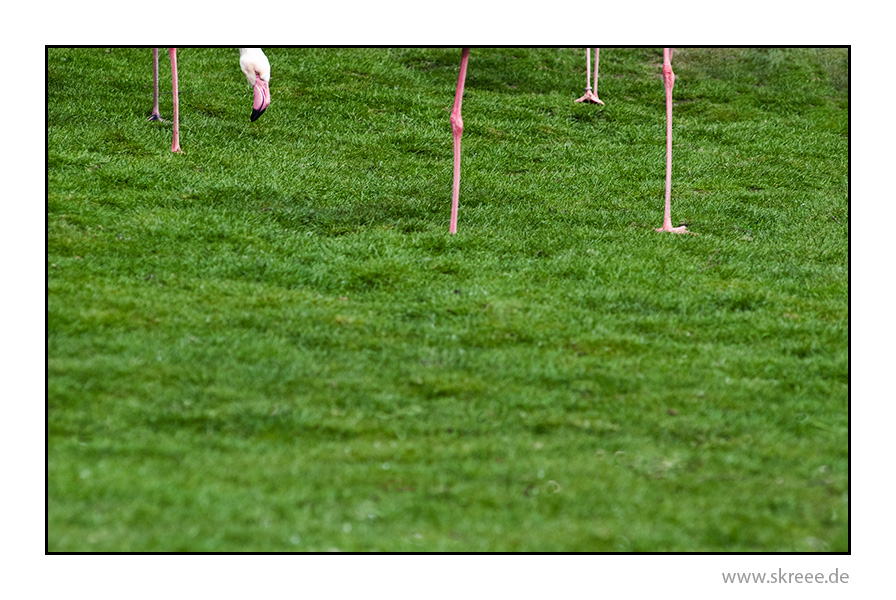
top-left (251, 75), bottom-right (270, 122)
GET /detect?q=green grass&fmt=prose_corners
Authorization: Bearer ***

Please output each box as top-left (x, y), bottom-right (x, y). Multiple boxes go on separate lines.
top-left (47, 47), bottom-right (848, 552)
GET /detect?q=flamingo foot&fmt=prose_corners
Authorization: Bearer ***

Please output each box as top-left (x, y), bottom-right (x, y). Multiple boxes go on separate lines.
top-left (574, 90), bottom-right (604, 105)
top-left (655, 224), bottom-right (693, 234)
top-left (147, 113), bottom-right (163, 122)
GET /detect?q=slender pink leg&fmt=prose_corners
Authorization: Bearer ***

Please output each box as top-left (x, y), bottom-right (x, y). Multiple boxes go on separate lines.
top-left (656, 48), bottom-right (688, 234)
top-left (148, 48), bottom-right (162, 121)
top-left (575, 48), bottom-right (604, 105)
top-left (449, 47), bottom-right (470, 234)
top-left (169, 48), bottom-right (182, 153)
top-left (585, 47), bottom-right (591, 88)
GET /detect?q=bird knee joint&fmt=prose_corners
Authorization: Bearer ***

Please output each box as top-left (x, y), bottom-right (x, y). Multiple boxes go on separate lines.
top-left (663, 65), bottom-right (675, 88)
top-left (450, 113), bottom-right (463, 135)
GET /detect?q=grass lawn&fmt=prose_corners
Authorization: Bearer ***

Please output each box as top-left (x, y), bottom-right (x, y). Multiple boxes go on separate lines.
top-left (47, 47), bottom-right (848, 552)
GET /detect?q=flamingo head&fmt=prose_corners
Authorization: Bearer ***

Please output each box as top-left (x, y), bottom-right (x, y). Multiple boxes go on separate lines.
top-left (240, 48), bottom-right (271, 122)
top-left (251, 74), bottom-right (270, 122)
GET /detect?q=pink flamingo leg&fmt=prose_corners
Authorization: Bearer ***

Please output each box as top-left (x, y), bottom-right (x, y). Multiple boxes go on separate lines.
top-left (575, 48), bottom-right (604, 105)
top-left (148, 48), bottom-right (162, 121)
top-left (656, 48), bottom-right (688, 234)
top-left (449, 47), bottom-right (470, 234)
top-left (169, 48), bottom-right (182, 153)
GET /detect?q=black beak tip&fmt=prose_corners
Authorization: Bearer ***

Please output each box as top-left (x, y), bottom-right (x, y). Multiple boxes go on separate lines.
top-left (250, 107), bottom-right (267, 122)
